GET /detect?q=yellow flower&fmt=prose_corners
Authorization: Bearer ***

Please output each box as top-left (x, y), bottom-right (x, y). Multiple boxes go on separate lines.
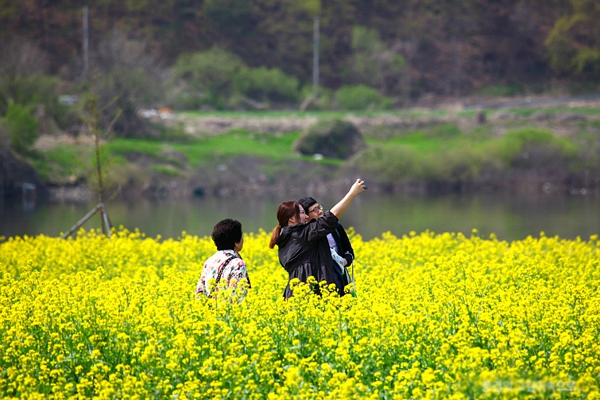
top-left (1, 228), bottom-right (599, 398)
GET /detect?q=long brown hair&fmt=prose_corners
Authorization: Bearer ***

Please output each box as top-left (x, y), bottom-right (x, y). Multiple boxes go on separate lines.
top-left (269, 201), bottom-right (301, 249)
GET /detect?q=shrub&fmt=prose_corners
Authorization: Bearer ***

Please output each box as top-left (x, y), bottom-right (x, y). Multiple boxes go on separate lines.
top-left (31, 144), bottom-right (89, 184)
top-left (0, 37), bottom-right (49, 115)
top-left (170, 91), bottom-right (205, 111)
top-left (4, 103), bottom-right (38, 154)
top-left (0, 72), bottom-right (73, 132)
top-left (173, 47), bottom-right (245, 109)
top-left (335, 84), bottom-right (391, 110)
top-left (351, 143), bottom-right (486, 184)
top-left (234, 67), bottom-right (300, 104)
top-left (495, 128), bottom-right (579, 170)
top-left (293, 119), bottom-right (366, 160)
top-left (89, 30), bottom-right (167, 137)
top-left (299, 86), bottom-right (334, 111)
top-left (426, 147), bottom-right (485, 183)
top-left (346, 26), bottom-right (406, 97)
top-left (350, 146), bottom-right (421, 182)
top-left (92, 71), bottom-right (150, 138)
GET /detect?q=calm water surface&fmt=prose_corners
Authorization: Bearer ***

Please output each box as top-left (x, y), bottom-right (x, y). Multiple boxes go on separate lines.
top-left (2, 193), bottom-right (600, 242)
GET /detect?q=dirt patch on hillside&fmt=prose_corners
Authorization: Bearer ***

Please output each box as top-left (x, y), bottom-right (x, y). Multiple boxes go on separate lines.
top-left (33, 133), bottom-right (99, 151)
top-left (154, 95), bottom-right (600, 137)
top-left (161, 113), bottom-right (465, 137)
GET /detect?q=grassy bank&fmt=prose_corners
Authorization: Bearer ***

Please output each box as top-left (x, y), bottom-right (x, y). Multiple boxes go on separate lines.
top-left (30, 106), bottom-right (600, 198)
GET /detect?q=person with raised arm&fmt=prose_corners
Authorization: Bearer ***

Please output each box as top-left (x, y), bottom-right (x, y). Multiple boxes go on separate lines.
top-left (269, 179), bottom-right (366, 298)
top-left (299, 196), bottom-right (355, 287)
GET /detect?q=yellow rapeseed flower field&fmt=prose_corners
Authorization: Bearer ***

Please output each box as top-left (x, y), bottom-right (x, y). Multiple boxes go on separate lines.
top-left (1, 227), bottom-right (599, 399)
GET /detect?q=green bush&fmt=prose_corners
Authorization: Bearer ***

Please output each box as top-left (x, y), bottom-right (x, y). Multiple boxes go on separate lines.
top-left (4, 103), bottom-right (38, 154)
top-left (173, 47), bottom-right (245, 109)
top-left (170, 91), bottom-right (205, 111)
top-left (427, 147), bottom-right (485, 183)
top-left (350, 146), bottom-right (421, 182)
top-left (43, 145), bottom-right (83, 172)
top-left (30, 144), bottom-right (89, 183)
top-left (93, 70), bottom-right (151, 138)
top-left (299, 86), bottom-right (334, 111)
top-left (26, 75), bottom-right (75, 130)
top-left (234, 67), bottom-right (300, 104)
top-left (90, 31), bottom-right (165, 137)
top-left (335, 85), bottom-right (391, 110)
top-left (293, 119), bottom-right (366, 160)
top-left (352, 142), bottom-right (488, 184)
top-left (0, 74), bottom-right (73, 131)
top-left (495, 128), bottom-right (578, 169)
top-left (347, 26), bottom-right (406, 96)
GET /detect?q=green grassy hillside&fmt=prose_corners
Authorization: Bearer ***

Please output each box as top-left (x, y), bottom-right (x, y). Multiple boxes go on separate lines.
top-left (28, 106), bottom-right (600, 198)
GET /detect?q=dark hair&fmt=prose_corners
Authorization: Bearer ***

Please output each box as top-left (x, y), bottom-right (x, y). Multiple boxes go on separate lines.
top-left (212, 219), bottom-right (243, 250)
top-left (269, 201), bottom-right (301, 249)
top-left (298, 196), bottom-right (317, 214)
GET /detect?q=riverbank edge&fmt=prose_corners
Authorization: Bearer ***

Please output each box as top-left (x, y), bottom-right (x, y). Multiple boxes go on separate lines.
top-left (35, 169), bottom-right (600, 204)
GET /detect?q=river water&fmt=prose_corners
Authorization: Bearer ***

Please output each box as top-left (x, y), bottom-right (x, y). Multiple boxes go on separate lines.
top-left (2, 192), bottom-right (600, 242)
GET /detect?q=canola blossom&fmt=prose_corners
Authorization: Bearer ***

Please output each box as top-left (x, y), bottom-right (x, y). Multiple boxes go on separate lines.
top-left (1, 227), bottom-right (599, 399)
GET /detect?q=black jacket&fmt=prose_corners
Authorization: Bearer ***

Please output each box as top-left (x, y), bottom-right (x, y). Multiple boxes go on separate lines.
top-left (276, 211), bottom-right (346, 298)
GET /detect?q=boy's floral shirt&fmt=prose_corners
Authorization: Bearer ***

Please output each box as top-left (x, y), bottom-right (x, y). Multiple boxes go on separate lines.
top-left (196, 249), bottom-right (248, 297)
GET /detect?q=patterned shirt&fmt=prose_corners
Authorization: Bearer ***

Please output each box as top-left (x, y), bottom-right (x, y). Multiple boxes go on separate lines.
top-left (196, 250), bottom-right (249, 298)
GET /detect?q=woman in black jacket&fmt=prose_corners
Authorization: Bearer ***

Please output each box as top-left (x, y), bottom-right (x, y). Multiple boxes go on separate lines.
top-left (269, 179), bottom-right (366, 298)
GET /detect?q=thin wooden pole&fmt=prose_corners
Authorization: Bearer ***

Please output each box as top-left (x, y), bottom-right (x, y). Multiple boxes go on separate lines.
top-left (313, 16), bottom-right (320, 96)
top-left (100, 203), bottom-right (113, 237)
top-left (61, 202), bottom-right (113, 239)
top-left (61, 203), bottom-right (103, 239)
top-left (83, 6), bottom-right (89, 78)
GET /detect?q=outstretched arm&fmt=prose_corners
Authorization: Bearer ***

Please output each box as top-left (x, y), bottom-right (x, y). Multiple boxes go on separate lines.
top-left (330, 179), bottom-right (367, 220)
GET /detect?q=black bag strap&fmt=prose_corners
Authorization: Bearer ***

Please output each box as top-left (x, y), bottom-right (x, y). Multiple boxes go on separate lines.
top-left (214, 254), bottom-right (239, 287)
